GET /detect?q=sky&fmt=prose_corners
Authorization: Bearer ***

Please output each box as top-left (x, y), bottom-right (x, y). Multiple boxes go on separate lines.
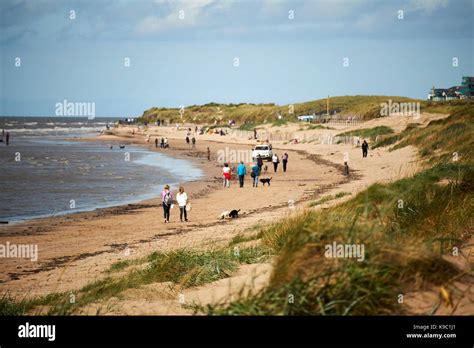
top-left (0, 0), bottom-right (472, 117)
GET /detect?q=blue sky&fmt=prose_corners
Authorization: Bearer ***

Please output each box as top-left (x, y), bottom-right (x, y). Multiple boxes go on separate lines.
top-left (0, 0), bottom-right (472, 117)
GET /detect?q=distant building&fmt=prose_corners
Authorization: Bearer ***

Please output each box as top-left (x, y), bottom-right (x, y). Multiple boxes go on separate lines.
top-left (459, 76), bottom-right (474, 99)
top-left (428, 76), bottom-right (474, 101)
top-left (428, 86), bottom-right (460, 101)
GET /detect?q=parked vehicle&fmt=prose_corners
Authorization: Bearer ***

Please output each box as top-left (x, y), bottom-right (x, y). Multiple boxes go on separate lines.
top-left (252, 144), bottom-right (273, 161)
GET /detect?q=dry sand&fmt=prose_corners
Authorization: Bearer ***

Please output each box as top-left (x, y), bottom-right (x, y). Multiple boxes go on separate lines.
top-left (2, 112), bottom-right (469, 315)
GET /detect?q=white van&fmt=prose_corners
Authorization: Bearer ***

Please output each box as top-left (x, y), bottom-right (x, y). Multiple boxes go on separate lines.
top-left (252, 144), bottom-right (273, 161)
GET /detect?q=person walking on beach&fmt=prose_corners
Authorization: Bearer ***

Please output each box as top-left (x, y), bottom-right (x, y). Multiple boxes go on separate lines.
top-left (282, 153), bottom-right (289, 172)
top-left (161, 185), bottom-right (173, 223)
top-left (272, 153), bottom-right (279, 172)
top-left (257, 155), bottom-right (263, 172)
top-left (192, 136), bottom-right (196, 148)
top-left (186, 136), bottom-right (190, 145)
top-left (160, 137), bottom-right (165, 148)
top-left (237, 161), bottom-right (247, 188)
top-left (207, 147), bottom-right (211, 161)
top-left (155, 138), bottom-right (158, 148)
top-left (251, 162), bottom-right (260, 187)
top-left (176, 186), bottom-right (189, 222)
top-left (164, 137), bottom-right (169, 148)
top-left (6, 132), bottom-right (9, 146)
top-left (222, 163), bottom-right (231, 188)
top-left (343, 161), bottom-right (350, 176)
top-left (362, 140), bottom-right (369, 158)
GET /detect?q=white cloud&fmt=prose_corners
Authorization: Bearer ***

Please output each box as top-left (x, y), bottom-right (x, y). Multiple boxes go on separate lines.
top-left (136, 0), bottom-right (220, 33)
top-left (299, 0), bottom-right (371, 20)
top-left (407, 0), bottom-right (450, 14)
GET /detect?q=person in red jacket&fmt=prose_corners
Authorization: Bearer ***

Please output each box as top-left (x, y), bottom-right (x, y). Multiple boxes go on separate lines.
top-left (222, 163), bottom-right (231, 188)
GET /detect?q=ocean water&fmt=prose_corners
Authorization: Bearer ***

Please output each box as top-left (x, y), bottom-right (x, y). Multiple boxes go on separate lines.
top-left (0, 117), bottom-right (203, 223)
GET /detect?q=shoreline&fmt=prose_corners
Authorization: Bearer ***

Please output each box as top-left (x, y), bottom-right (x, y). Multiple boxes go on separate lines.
top-left (0, 130), bottom-right (223, 236)
top-left (2, 136), bottom-right (208, 225)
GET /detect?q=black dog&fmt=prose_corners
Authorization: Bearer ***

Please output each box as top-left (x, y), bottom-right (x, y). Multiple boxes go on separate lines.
top-left (229, 209), bottom-right (240, 218)
top-left (260, 177), bottom-right (272, 186)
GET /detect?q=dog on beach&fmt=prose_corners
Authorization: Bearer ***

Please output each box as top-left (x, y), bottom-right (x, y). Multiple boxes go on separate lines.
top-left (220, 209), bottom-right (241, 219)
top-left (263, 164), bottom-right (268, 174)
top-left (229, 209), bottom-right (240, 218)
top-left (260, 177), bottom-right (272, 186)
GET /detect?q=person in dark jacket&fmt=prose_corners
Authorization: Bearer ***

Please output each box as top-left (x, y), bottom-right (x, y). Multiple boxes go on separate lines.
top-left (161, 185), bottom-right (173, 223)
top-left (282, 153), bottom-right (289, 172)
top-left (257, 155), bottom-right (263, 172)
top-left (362, 140), bottom-right (369, 158)
top-left (343, 161), bottom-right (349, 176)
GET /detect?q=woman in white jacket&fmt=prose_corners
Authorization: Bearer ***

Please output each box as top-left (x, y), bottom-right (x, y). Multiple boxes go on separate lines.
top-left (272, 153), bottom-right (279, 173)
top-left (176, 186), bottom-right (189, 222)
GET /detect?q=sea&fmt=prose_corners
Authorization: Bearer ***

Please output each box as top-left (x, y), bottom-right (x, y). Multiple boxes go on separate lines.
top-left (0, 117), bottom-right (203, 223)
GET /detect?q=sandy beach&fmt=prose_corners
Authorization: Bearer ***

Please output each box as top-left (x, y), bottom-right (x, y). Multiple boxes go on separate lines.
top-left (0, 113), bottom-right (449, 314)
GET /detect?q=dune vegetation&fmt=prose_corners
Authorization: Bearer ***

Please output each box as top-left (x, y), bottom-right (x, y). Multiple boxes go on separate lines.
top-left (139, 96), bottom-right (424, 126)
top-left (191, 103), bottom-right (473, 315)
top-left (0, 244), bottom-right (271, 315)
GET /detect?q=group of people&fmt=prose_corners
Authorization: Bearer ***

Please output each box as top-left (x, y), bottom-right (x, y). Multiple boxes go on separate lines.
top-left (212, 128), bottom-right (227, 136)
top-left (344, 139), bottom-right (369, 176)
top-left (155, 137), bottom-right (169, 148)
top-left (224, 162), bottom-right (259, 188)
top-left (223, 152), bottom-right (289, 189)
top-left (161, 185), bottom-right (190, 223)
top-left (157, 136), bottom-right (370, 223)
top-left (185, 135), bottom-right (196, 147)
top-left (270, 153), bottom-right (289, 173)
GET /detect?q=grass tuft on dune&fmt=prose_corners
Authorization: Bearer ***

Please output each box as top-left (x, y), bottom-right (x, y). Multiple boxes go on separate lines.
top-left (0, 245), bottom-right (272, 315)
